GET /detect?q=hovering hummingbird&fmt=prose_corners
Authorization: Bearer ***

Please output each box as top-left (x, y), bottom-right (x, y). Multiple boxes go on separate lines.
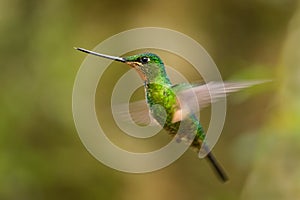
top-left (75, 47), bottom-right (264, 182)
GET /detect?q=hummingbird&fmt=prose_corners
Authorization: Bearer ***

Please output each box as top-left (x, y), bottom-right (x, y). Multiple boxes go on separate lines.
top-left (75, 47), bottom-right (264, 182)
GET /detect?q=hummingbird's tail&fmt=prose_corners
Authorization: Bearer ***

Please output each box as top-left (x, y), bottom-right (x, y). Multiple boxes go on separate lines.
top-left (206, 152), bottom-right (229, 182)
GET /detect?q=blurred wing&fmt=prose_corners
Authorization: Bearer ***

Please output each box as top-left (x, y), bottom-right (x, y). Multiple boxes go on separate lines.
top-left (172, 80), bottom-right (268, 122)
top-left (113, 100), bottom-right (159, 126)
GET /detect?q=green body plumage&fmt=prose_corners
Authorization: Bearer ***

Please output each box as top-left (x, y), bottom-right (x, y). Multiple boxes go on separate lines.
top-left (146, 83), bottom-right (205, 147)
top-left (125, 53), bottom-right (206, 147)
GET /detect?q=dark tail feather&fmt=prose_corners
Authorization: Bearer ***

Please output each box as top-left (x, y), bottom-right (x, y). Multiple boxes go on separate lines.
top-left (206, 152), bottom-right (229, 182)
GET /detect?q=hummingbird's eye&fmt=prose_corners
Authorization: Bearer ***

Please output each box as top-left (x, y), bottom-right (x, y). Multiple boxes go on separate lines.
top-left (140, 56), bottom-right (150, 64)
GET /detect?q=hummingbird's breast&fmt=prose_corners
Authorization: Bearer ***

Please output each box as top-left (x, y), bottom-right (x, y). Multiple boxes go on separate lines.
top-left (145, 83), bottom-right (206, 149)
top-left (145, 83), bottom-right (178, 127)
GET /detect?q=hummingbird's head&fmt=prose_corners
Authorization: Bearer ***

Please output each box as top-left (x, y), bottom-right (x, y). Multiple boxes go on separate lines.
top-left (75, 47), bottom-right (170, 84)
top-left (123, 53), bottom-right (169, 83)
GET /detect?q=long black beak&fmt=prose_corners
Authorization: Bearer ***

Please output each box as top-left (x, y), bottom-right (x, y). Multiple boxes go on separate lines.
top-left (75, 47), bottom-right (126, 63)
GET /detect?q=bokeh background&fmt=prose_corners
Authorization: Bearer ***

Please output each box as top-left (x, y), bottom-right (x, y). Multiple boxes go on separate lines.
top-left (1, 0), bottom-right (300, 199)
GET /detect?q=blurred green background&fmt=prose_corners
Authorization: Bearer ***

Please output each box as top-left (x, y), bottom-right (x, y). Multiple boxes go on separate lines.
top-left (1, 0), bottom-right (300, 199)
